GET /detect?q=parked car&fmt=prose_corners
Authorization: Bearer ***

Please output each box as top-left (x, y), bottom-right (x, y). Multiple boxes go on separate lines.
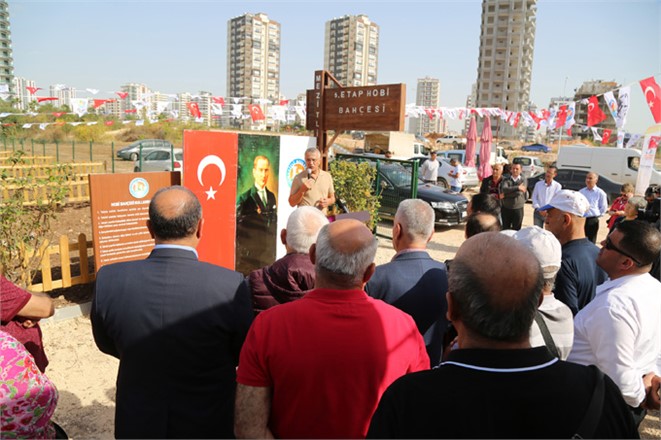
top-left (134, 148), bottom-right (183, 174)
top-left (437, 148), bottom-right (509, 167)
top-left (521, 143), bottom-right (551, 153)
top-left (512, 156), bottom-right (545, 178)
top-left (409, 156), bottom-right (479, 190)
top-left (435, 134), bottom-right (467, 148)
top-left (525, 168), bottom-right (621, 204)
top-left (117, 139), bottom-right (175, 161)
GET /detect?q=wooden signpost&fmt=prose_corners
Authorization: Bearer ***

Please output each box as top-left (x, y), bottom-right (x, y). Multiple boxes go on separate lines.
top-left (306, 70), bottom-right (406, 170)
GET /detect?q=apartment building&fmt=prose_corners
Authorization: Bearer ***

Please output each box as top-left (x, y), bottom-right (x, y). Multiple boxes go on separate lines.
top-left (120, 83), bottom-right (150, 115)
top-left (12, 77), bottom-right (35, 110)
top-left (464, 83), bottom-right (477, 135)
top-left (475, 0), bottom-right (537, 138)
top-left (49, 85), bottom-right (76, 108)
top-left (410, 77), bottom-right (442, 136)
top-left (0, 1), bottom-right (13, 94)
top-left (324, 14), bottom-right (378, 87)
top-left (227, 12), bottom-right (280, 103)
top-left (573, 79), bottom-right (619, 136)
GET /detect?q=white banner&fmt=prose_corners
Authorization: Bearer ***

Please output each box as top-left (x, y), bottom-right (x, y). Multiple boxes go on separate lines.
top-left (635, 124), bottom-right (661, 194)
top-left (70, 98), bottom-right (89, 117)
top-left (603, 91), bottom-right (618, 121)
top-left (616, 86), bottom-right (631, 129)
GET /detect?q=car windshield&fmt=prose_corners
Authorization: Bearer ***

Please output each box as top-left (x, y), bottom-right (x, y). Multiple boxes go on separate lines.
top-left (381, 164), bottom-right (420, 187)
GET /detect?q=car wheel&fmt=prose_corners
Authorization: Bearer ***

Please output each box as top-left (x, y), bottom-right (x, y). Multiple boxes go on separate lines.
top-left (130, 152), bottom-right (138, 161)
top-left (437, 178), bottom-right (449, 189)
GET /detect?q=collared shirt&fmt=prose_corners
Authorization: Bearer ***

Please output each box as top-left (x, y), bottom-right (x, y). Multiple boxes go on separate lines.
top-left (532, 179), bottom-right (562, 210)
top-left (391, 247), bottom-right (426, 262)
top-left (579, 186), bottom-right (608, 217)
top-left (153, 244), bottom-right (198, 258)
top-left (568, 273), bottom-right (661, 407)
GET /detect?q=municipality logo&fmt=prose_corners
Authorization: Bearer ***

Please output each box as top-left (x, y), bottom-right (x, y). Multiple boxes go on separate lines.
top-left (286, 159), bottom-right (306, 187)
top-left (129, 178), bottom-right (149, 199)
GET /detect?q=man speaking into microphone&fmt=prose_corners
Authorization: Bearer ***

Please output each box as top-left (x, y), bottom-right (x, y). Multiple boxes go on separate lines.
top-left (289, 147), bottom-right (335, 215)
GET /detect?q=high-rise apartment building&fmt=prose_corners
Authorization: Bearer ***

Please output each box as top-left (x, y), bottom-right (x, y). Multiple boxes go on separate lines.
top-left (0, 1), bottom-right (13, 94)
top-left (475, 0), bottom-right (537, 138)
top-left (12, 77), bottom-right (35, 110)
top-left (573, 80), bottom-right (619, 137)
top-left (49, 85), bottom-right (76, 108)
top-left (227, 13), bottom-right (280, 103)
top-left (324, 14), bottom-right (379, 87)
top-left (120, 83), bottom-right (150, 115)
top-left (411, 77), bottom-right (442, 135)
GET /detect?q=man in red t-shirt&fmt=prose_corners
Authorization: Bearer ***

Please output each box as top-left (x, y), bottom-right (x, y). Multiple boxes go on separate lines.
top-left (235, 219), bottom-right (429, 439)
top-left (0, 275), bottom-right (54, 372)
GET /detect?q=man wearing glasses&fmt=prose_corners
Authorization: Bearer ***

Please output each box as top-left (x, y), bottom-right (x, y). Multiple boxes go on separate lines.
top-left (569, 220), bottom-right (661, 427)
top-left (289, 147), bottom-right (335, 215)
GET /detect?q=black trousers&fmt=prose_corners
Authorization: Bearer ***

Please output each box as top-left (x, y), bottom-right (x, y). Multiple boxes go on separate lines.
top-left (501, 207), bottom-right (524, 231)
top-left (585, 216), bottom-right (600, 243)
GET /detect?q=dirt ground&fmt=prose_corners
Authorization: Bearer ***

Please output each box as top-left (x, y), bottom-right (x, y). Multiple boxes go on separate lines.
top-left (38, 199), bottom-right (661, 439)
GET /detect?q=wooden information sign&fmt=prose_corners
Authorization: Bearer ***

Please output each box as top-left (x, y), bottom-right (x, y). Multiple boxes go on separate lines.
top-left (89, 171), bottom-right (180, 272)
top-left (306, 70), bottom-right (406, 169)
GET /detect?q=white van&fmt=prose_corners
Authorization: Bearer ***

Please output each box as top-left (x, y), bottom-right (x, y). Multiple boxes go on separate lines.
top-left (556, 145), bottom-right (661, 187)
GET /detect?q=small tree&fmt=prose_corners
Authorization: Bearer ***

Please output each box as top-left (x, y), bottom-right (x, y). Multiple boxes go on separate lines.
top-left (0, 152), bottom-right (72, 287)
top-left (329, 159), bottom-right (380, 229)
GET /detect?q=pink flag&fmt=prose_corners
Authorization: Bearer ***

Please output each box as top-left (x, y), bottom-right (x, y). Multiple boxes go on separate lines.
top-left (116, 92), bottom-right (129, 99)
top-left (212, 96), bottom-right (225, 105)
top-left (26, 87), bottom-right (41, 95)
top-left (37, 97), bottom-right (58, 103)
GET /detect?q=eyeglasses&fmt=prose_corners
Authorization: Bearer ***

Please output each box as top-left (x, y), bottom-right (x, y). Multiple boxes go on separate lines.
top-left (603, 236), bottom-right (643, 267)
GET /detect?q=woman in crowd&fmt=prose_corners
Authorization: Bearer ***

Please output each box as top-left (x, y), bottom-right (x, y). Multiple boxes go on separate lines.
top-left (606, 183), bottom-right (634, 230)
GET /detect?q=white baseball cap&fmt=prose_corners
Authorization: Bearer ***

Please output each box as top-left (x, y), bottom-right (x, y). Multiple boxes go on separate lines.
top-left (539, 189), bottom-right (590, 217)
top-left (512, 226), bottom-right (562, 279)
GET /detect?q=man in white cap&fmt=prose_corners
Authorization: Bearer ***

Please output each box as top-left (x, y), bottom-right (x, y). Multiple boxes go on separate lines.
top-left (512, 226), bottom-right (573, 360)
top-left (539, 190), bottom-right (606, 315)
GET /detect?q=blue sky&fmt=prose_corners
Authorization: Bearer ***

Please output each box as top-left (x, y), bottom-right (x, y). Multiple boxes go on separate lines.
top-left (9, 0), bottom-right (661, 133)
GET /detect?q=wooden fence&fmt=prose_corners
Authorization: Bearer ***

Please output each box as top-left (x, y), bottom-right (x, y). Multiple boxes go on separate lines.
top-left (28, 233), bottom-right (95, 292)
top-left (0, 161), bottom-right (106, 179)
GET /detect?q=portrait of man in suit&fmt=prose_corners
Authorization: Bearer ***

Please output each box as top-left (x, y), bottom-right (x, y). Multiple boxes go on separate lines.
top-left (236, 154), bottom-right (278, 275)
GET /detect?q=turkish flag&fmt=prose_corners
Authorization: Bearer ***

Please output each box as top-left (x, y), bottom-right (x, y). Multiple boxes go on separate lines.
top-left (124, 109), bottom-right (137, 113)
top-left (186, 102), bottom-right (202, 119)
top-left (183, 131), bottom-right (239, 269)
top-left (248, 104), bottom-right (265, 121)
top-left (37, 97), bottom-right (58, 103)
top-left (587, 96), bottom-right (606, 127)
top-left (52, 112), bottom-right (65, 118)
top-left (602, 129), bottom-right (612, 144)
top-left (567, 127), bottom-right (572, 137)
top-left (279, 99), bottom-right (289, 106)
top-left (212, 96), bottom-right (225, 105)
top-left (93, 99), bottom-right (107, 109)
top-left (116, 92), bottom-right (128, 99)
top-left (640, 76), bottom-right (661, 123)
top-left (104, 121), bottom-right (114, 126)
top-left (512, 112), bottom-right (521, 128)
top-left (555, 105), bottom-right (568, 129)
top-left (26, 86), bottom-right (41, 95)
top-left (424, 108), bottom-right (435, 121)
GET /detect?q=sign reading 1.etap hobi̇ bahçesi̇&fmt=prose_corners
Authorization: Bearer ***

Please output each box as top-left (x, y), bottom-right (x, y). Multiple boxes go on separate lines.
top-left (89, 172), bottom-right (180, 271)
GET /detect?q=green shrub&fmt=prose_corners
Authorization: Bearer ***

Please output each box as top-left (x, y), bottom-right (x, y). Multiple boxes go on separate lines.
top-left (329, 160), bottom-right (380, 229)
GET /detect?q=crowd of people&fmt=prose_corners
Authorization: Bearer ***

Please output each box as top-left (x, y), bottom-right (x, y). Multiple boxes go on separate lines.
top-left (1, 152), bottom-right (660, 438)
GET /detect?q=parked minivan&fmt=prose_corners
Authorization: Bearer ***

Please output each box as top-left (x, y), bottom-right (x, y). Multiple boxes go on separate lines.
top-left (437, 147), bottom-right (509, 167)
top-left (556, 145), bottom-right (661, 188)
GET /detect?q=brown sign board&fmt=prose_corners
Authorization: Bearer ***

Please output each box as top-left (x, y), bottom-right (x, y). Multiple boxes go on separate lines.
top-left (89, 172), bottom-right (180, 272)
top-left (306, 83), bottom-right (406, 132)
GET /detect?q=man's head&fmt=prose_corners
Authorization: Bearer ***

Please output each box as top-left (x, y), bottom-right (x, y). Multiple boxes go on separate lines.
top-left (491, 163), bottom-right (503, 180)
top-left (544, 166), bottom-right (558, 184)
top-left (465, 213), bottom-right (501, 239)
top-left (644, 184), bottom-right (660, 203)
top-left (585, 172), bottom-right (598, 189)
top-left (148, 186), bottom-right (202, 245)
top-left (512, 226), bottom-right (562, 293)
top-left (467, 192), bottom-right (500, 216)
top-left (540, 190), bottom-right (589, 244)
top-left (448, 232), bottom-right (543, 344)
top-left (252, 155), bottom-right (270, 189)
top-left (430, 151), bottom-right (437, 159)
top-left (450, 157), bottom-right (457, 166)
top-left (304, 147), bottom-right (321, 173)
top-left (384, 150), bottom-right (393, 159)
top-left (597, 220), bottom-right (661, 279)
top-left (625, 196), bottom-right (647, 218)
top-left (510, 163), bottom-right (522, 178)
top-left (311, 219), bottom-right (377, 290)
top-left (282, 206), bottom-right (329, 254)
top-left (392, 199), bottom-right (435, 251)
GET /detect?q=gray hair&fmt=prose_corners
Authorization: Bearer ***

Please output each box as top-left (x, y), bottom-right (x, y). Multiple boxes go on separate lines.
top-left (286, 207), bottom-right (329, 253)
top-left (315, 223), bottom-right (377, 284)
top-left (305, 147), bottom-right (321, 158)
top-left (396, 199), bottom-right (435, 242)
top-left (628, 196), bottom-right (647, 212)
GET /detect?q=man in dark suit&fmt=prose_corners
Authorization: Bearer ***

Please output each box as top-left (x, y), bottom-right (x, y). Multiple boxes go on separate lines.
top-left (236, 155), bottom-right (277, 275)
top-left (365, 199), bottom-right (449, 367)
top-left (91, 186), bottom-right (253, 439)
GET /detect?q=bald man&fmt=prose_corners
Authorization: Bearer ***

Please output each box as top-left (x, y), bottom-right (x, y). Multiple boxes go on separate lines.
top-left (235, 219), bottom-right (429, 439)
top-left (92, 186), bottom-right (253, 438)
top-left (368, 232), bottom-right (637, 438)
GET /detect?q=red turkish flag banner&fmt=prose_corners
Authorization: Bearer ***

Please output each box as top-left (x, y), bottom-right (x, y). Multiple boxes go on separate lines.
top-left (512, 112), bottom-right (521, 128)
top-left (26, 87), bottom-right (41, 95)
top-left (639, 76), bottom-right (661, 123)
top-left (124, 109), bottom-right (137, 113)
top-left (587, 96), bottom-right (607, 127)
top-left (186, 102), bottom-right (202, 119)
top-left (567, 127), bottom-right (572, 137)
top-left (52, 112), bottom-right (65, 118)
top-left (116, 92), bottom-right (129, 99)
top-left (248, 104), bottom-right (265, 121)
top-left (279, 99), bottom-right (289, 106)
top-left (104, 121), bottom-right (114, 126)
top-left (36, 97), bottom-right (58, 103)
top-left (93, 99), bottom-right (107, 109)
top-left (555, 105), bottom-right (568, 129)
top-left (212, 96), bottom-right (225, 105)
top-left (602, 129), bottom-right (612, 144)
top-left (424, 108), bottom-right (435, 121)
top-left (183, 131), bottom-right (239, 269)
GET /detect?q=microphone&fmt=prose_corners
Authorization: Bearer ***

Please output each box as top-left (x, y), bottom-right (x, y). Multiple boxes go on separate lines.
top-left (307, 168), bottom-right (312, 179)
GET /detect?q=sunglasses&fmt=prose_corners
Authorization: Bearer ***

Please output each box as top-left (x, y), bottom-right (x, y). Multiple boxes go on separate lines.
top-left (603, 236), bottom-right (643, 267)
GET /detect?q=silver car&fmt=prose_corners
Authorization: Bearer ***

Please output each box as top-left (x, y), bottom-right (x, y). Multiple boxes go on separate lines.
top-left (117, 139), bottom-right (175, 161)
top-left (134, 148), bottom-right (183, 174)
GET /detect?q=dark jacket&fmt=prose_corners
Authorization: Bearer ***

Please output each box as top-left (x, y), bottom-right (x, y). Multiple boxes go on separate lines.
top-left (236, 186), bottom-right (278, 275)
top-left (499, 173), bottom-right (528, 209)
top-left (247, 252), bottom-right (315, 315)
